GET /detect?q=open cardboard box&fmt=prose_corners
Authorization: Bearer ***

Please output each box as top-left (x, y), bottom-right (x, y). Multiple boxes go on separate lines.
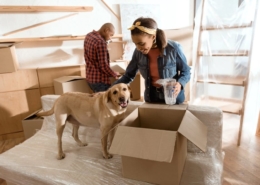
top-left (22, 109), bottom-right (44, 139)
top-left (54, 76), bottom-right (93, 95)
top-left (110, 103), bottom-right (207, 185)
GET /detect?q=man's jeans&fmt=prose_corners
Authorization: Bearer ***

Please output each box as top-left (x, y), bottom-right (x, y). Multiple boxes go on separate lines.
top-left (88, 82), bottom-right (111, 93)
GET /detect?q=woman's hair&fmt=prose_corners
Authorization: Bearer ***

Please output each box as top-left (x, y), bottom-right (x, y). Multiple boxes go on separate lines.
top-left (130, 17), bottom-right (167, 53)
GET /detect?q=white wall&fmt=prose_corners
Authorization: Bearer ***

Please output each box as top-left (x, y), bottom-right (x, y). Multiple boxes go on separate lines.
top-left (0, 0), bottom-right (121, 69)
top-left (0, 0), bottom-right (194, 69)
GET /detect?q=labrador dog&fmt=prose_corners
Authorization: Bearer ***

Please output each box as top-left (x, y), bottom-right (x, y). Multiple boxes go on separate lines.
top-left (37, 83), bottom-right (131, 160)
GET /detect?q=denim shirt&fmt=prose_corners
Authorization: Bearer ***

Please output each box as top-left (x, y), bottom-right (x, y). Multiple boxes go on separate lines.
top-left (114, 40), bottom-right (191, 102)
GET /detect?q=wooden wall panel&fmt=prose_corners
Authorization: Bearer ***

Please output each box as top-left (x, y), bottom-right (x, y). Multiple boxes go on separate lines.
top-left (0, 89), bottom-right (41, 135)
top-left (37, 66), bottom-right (83, 88)
top-left (0, 69), bottom-right (38, 93)
top-left (40, 87), bottom-right (55, 96)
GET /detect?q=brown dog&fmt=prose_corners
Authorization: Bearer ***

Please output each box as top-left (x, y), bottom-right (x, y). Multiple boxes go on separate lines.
top-left (37, 83), bottom-right (131, 159)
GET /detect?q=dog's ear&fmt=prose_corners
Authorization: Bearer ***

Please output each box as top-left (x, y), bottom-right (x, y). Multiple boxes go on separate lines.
top-left (127, 84), bottom-right (133, 99)
top-left (103, 88), bottom-right (111, 103)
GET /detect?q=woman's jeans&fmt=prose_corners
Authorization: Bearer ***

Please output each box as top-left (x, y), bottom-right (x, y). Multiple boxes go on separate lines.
top-left (150, 86), bottom-right (185, 104)
top-left (88, 82), bottom-right (111, 93)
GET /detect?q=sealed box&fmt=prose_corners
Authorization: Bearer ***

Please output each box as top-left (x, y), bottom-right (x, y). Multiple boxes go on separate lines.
top-left (22, 110), bottom-right (44, 139)
top-left (0, 43), bottom-right (19, 74)
top-left (54, 76), bottom-right (93, 95)
top-left (109, 103), bottom-right (207, 185)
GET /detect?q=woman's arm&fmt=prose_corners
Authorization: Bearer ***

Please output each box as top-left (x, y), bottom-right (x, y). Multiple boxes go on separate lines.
top-left (175, 43), bottom-right (191, 89)
top-left (113, 49), bottom-right (139, 85)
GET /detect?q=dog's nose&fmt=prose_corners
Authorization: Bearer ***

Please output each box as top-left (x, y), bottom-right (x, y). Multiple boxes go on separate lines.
top-left (119, 97), bottom-right (125, 102)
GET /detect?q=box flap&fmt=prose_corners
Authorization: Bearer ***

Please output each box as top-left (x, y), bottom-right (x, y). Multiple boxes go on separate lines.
top-left (54, 76), bottom-right (85, 83)
top-left (178, 110), bottom-right (207, 152)
top-left (23, 109), bottom-right (43, 120)
top-left (109, 126), bottom-right (177, 163)
top-left (110, 64), bottom-right (126, 74)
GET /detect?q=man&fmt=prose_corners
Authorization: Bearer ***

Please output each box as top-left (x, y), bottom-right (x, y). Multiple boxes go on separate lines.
top-left (84, 23), bottom-right (120, 92)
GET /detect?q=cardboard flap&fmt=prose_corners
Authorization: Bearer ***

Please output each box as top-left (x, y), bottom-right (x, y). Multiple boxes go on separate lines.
top-left (110, 64), bottom-right (126, 74)
top-left (109, 126), bottom-right (177, 163)
top-left (178, 110), bottom-right (207, 152)
top-left (54, 76), bottom-right (84, 83)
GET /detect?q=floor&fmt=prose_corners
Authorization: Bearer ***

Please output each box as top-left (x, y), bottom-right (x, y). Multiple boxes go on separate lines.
top-left (222, 113), bottom-right (260, 185)
top-left (0, 113), bottom-right (259, 185)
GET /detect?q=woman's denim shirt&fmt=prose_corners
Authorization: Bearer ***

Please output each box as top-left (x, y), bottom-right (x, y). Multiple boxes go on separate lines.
top-left (114, 40), bottom-right (191, 102)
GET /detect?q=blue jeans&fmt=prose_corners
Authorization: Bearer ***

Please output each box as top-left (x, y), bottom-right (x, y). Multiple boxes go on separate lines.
top-left (88, 82), bottom-right (111, 93)
top-left (150, 86), bottom-right (185, 104)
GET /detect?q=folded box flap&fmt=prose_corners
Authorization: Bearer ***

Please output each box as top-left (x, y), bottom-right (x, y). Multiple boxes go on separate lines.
top-left (54, 76), bottom-right (84, 83)
top-left (109, 126), bottom-right (177, 163)
top-left (178, 110), bottom-right (207, 152)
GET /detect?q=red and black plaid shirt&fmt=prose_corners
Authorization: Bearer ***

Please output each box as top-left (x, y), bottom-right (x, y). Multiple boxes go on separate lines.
top-left (84, 30), bottom-right (116, 84)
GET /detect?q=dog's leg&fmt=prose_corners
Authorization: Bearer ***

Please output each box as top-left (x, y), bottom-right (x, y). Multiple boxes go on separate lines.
top-left (56, 114), bottom-right (67, 160)
top-left (72, 124), bottom-right (88, 147)
top-left (100, 126), bottom-right (113, 159)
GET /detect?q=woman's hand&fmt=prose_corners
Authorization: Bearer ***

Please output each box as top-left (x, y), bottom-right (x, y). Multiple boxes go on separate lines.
top-left (174, 82), bottom-right (182, 96)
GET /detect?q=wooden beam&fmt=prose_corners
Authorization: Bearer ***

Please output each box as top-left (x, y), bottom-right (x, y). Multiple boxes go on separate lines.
top-left (0, 34), bottom-right (123, 42)
top-left (101, 0), bottom-right (120, 21)
top-left (256, 111), bottom-right (260, 136)
top-left (3, 13), bottom-right (78, 36)
top-left (0, 6), bottom-right (93, 12)
top-left (202, 22), bottom-right (252, 30)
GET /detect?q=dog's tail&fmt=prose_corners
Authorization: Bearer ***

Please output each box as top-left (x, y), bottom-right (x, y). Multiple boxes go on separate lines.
top-left (36, 105), bottom-right (55, 117)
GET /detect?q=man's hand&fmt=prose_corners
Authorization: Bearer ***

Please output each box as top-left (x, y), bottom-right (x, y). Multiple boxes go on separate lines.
top-left (114, 71), bottom-right (121, 79)
top-left (174, 82), bottom-right (182, 96)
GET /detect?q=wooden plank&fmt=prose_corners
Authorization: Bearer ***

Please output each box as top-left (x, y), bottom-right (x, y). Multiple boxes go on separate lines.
top-left (3, 13), bottom-right (78, 36)
top-left (195, 97), bottom-right (242, 115)
top-left (101, 0), bottom-right (120, 20)
top-left (0, 133), bottom-right (25, 154)
top-left (198, 50), bottom-right (249, 56)
top-left (197, 75), bottom-right (246, 86)
top-left (0, 34), bottom-right (123, 42)
top-left (202, 22), bottom-right (252, 30)
top-left (0, 6), bottom-right (93, 12)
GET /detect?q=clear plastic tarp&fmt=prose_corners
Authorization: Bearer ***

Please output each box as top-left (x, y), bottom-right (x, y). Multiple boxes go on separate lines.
top-left (190, 0), bottom-right (260, 139)
top-left (0, 95), bottom-right (224, 185)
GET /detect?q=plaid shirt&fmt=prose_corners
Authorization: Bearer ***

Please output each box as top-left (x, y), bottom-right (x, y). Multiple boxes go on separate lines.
top-left (84, 30), bottom-right (116, 84)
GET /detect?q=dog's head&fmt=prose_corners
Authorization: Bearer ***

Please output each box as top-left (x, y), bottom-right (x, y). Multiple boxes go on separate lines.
top-left (103, 83), bottom-right (131, 109)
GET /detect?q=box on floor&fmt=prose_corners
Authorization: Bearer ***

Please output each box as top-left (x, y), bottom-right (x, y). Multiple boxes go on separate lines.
top-left (22, 110), bottom-right (44, 139)
top-left (54, 76), bottom-right (93, 95)
top-left (110, 103), bottom-right (208, 185)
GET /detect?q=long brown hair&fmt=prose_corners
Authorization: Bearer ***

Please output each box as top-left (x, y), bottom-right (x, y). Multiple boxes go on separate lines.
top-left (130, 17), bottom-right (167, 54)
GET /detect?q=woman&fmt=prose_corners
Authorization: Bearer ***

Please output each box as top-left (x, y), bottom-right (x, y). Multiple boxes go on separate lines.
top-left (114, 17), bottom-right (191, 104)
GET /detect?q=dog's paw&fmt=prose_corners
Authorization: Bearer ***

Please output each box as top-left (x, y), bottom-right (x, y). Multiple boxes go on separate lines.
top-left (78, 142), bottom-right (88, 147)
top-left (57, 152), bottom-right (65, 160)
top-left (103, 153), bottom-right (113, 159)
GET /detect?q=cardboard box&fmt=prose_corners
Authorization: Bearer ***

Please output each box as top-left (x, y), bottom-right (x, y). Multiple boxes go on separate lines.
top-left (0, 43), bottom-right (19, 74)
top-left (22, 110), bottom-right (44, 139)
top-left (110, 61), bottom-right (143, 100)
top-left (54, 76), bottom-right (93, 95)
top-left (110, 103), bottom-right (207, 185)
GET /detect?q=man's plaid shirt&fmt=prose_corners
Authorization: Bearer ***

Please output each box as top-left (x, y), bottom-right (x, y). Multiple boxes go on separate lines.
top-left (84, 30), bottom-right (116, 84)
